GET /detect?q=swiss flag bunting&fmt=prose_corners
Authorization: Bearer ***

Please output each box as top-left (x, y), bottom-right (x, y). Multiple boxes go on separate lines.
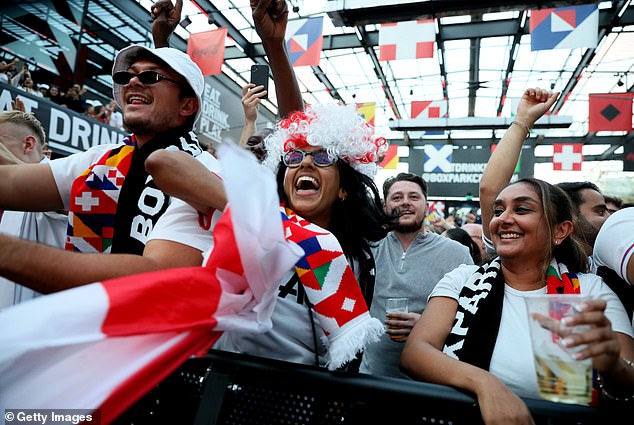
top-left (379, 20), bottom-right (435, 61)
top-left (588, 93), bottom-right (633, 132)
top-left (187, 28), bottom-right (227, 76)
top-left (553, 143), bottom-right (583, 171)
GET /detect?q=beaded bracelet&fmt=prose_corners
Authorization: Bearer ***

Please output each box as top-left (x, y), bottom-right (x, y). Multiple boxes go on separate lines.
top-left (510, 119), bottom-right (531, 139)
top-left (597, 358), bottom-right (634, 403)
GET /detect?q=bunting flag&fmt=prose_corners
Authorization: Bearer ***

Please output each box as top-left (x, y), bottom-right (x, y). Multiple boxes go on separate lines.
top-left (356, 102), bottom-right (376, 128)
top-left (285, 17), bottom-right (324, 67)
top-left (553, 143), bottom-right (583, 171)
top-left (0, 143), bottom-right (302, 424)
top-left (530, 4), bottom-right (598, 51)
top-left (588, 93), bottom-right (633, 132)
top-left (411, 100), bottom-right (447, 119)
top-left (379, 19), bottom-right (435, 61)
top-left (379, 144), bottom-right (398, 169)
top-left (187, 28), bottom-right (227, 76)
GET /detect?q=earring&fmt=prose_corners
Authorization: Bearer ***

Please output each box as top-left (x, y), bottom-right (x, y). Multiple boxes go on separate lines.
top-left (554, 239), bottom-right (560, 245)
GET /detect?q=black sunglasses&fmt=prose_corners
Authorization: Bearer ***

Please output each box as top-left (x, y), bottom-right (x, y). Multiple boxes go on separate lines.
top-left (283, 148), bottom-right (335, 168)
top-left (112, 70), bottom-right (184, 87)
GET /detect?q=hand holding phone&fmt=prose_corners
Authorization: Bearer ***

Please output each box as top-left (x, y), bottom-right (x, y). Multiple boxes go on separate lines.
top-left (250, 64), bottom-right (269, 99)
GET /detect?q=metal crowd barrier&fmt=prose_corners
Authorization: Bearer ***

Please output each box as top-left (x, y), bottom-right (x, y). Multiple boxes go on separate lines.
top-left (114, 349), bottom-right (621, 425)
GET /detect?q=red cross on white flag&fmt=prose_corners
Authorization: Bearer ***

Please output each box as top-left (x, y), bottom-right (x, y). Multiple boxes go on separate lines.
top-left (553, 143), bottom-right (583, 171)
top-left (379, 20), bottom-right (435, 61)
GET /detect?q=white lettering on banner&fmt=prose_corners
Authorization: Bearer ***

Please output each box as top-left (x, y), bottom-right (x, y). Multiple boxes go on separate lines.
top-left (0, 89), bottom-right (12, 110)
top-left (199, 83), bottom-right (230, 143)
top-left (71, 116), bottom-right (91, 150)
top-left (130, 215), bottom-right (152, 244)
top-left (137, 187), bottom-right (165, 216)
top-left (49, 108), bottom-right (71, 143)
top-left (422, 173), bottom-right (482, 183)
top-left (451, 163), bottom-right (487, 172)
top-left (18, 96), bottom-right (39, 114)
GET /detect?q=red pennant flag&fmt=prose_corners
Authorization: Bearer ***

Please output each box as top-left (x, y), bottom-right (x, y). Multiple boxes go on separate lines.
top-left (187, 28), bottom-right (227, 76)
top-left (411, 100), bottom-right (447, 118)
top-left (553, 143), bottom-right (583, 171)
top-left (588, 93), bottom-right (633, 132)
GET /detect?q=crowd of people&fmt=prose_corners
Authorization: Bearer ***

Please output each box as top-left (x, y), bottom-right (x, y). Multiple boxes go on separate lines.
top-left (1, 58), bottom-right (125, 130)
top-left (0, 0), bottom-right (633, 423)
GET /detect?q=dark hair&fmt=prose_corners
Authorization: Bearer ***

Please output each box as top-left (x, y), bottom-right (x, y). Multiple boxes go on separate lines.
top-left (246, 128), bottom-right (274, 163)
top-left (604, 195), bottom-right (623, 210)
top-left (276, 161), bottom-right (396, 298)
top-left (444, 227), bottom-right (482, 265)
top-left (382, 172), bottom-right (428, 200)
top-left (512, 178), bottom-right (588, 273)
top-left (555, 181), bottom-right (602, 212)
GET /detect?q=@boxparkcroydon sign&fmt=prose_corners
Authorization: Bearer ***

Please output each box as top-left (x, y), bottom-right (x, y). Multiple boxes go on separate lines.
top-left (409, 143), bottom-right (535, 198)
top-left (0, 82), bottom-right (129, 155)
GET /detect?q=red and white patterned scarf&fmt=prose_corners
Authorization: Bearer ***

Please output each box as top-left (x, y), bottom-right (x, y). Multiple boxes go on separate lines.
top-left (281, 206), bottom-right (384, 370)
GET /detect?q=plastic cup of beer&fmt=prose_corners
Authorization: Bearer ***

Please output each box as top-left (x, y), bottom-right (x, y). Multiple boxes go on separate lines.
top-left (386, 297), bottom-right (408, 341)
top-left (525, 294), bottom-right (593, 405)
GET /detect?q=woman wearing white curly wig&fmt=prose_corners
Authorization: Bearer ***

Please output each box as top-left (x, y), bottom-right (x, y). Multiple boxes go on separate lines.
top-left (212, 103), bottom-right (396, 371)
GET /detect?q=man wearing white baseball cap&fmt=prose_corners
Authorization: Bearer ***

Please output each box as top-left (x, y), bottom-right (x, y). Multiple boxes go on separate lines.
top-left (0, 2), bottom-right (222, 294)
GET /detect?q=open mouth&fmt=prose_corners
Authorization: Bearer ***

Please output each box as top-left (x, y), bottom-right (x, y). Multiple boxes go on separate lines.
top-left (295, 175), bottom-right (320, 194)
top-left (499, 232), bottom-right (521, 239)
top-left (126, 94), bottom-right (151, 105)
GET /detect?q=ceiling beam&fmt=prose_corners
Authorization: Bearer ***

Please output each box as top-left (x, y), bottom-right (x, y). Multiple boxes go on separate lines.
top-left (496, 11), bottom-right (527, 117)
top-left (385, 133), bottom-right (633, 146)
top-left (356, 26), bottom-right (402, 119)
top-left (326, 0), bottom-right (601, 26)
top-left (224, 7), bottom-right (634, 60)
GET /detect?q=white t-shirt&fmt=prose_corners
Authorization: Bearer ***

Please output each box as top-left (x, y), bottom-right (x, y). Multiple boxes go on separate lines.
top-left (0, 157), bottom-right (67, 309)
top-left (49, 143), bottom-right (221, 254)
top-left (594, 207), bottom-right (634, 285)
top-left (430, 263), bottom-right (634, 398)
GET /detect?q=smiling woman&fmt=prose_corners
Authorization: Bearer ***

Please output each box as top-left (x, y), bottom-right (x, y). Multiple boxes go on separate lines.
top-left (401, 177), bottom-right (634, 423)
top-left (214, 102), bottom-right (397, 370)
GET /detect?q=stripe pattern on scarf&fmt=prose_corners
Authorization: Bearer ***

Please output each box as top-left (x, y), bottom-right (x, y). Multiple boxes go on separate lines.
top-left (66, 129), bottom-right (202, 255)
top-left (443, 258), bottom-right (581, 369)
top-left (66, 137), bottom-right (136, 253)
top-left (281, 207), bottom-right (384, 370)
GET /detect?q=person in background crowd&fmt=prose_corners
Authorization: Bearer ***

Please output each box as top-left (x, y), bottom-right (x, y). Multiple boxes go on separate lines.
top-left (0, 110), bottom-right (67, 309)
top-left (402, 177), bottom-right (634, 424)
top-left (238, 83), bottom-right (270, 162)
top-left (0, 58), bottom-right (19, 84)
top-left (64, 83), bottom-right (88, 113)
top-left (359, 173), bottom-right (473, 379)
top-left (11, 67), bottom-right (42, 98)
top-left (461, 222), bottom-right (487, 261)
top-left (0, 0), bottom-right (221, 295)
top-left (605, 195), bottom-right (624, 215)
top-left (47, 85), bottom-right (64, 105)
top-left (38, 84), bottom-right (49, 98)
top-left (106, 99), bottom-right (124, 130)
top-left (443, 226), bottom-right (483, 265)
top-left (556, 181), bottom-right (610, 260)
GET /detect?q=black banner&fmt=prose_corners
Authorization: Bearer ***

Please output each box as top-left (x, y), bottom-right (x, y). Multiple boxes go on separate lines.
top-left (0, 82), bottom-right (128, 156)
top-left (409, 143), bottom-right (535, 198)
